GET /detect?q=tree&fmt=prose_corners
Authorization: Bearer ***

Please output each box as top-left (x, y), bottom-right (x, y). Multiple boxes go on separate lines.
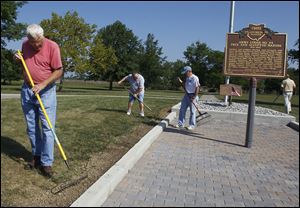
top-left (287, 39), bottom-right (299, 94)
top-left (183, 41), bottom-right (226, 90)
top-left (96, 20), bottom-right (143, 90)
top-left (1, 49), bottom-right (21, 84)
top-left (139, 33), bottom-right (166, 89)
top-left (183, 41), bottom-right (211, 86)
top-left (89, 36), bottom-right (118, 80)
top-left (1, 1), bottom-right (27, 48)
top-left (206, 50), bottom-right (224, 90)
top-left (161, 60), bottom-right (186, 90)
top-left (39, 11), bottom-right (96, 91)
top-left (288, 39), bottom-right (299, 66)
top-left (1, 1), bottom-right (27, 84)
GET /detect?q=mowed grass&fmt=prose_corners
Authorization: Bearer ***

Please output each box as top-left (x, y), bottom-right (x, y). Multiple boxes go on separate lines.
top-left (1, 79), bottom-right (184, 98)
top-left (1, 94), bottom-right (180, 206)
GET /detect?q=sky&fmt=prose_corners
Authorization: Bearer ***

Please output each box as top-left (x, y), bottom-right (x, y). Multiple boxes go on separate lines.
top-left (6, 1), bottom-right (299, 62)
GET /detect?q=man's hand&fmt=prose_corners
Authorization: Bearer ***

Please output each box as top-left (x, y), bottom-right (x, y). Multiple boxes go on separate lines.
top-left (32, 82), bottom-right (47, 94)
top-left (14, 53), bottom-right (22, 62)
top-left (190, 95), bottom-right (195, 102)
top-left (118, 81), bottom-right (122, 85)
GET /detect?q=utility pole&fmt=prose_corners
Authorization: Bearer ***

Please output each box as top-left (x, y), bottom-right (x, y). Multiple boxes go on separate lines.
top-left (224, 1), bottom-right (235, 105)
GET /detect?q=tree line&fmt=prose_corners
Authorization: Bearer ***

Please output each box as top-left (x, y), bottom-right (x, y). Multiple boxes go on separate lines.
top-left (1, 1), bottom-right (299, 94)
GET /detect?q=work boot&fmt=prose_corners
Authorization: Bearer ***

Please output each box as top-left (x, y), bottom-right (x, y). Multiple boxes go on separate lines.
top-left (40, 166), bottom-right (53, 178)
top-left (24, 155), bottom-right (41, 170)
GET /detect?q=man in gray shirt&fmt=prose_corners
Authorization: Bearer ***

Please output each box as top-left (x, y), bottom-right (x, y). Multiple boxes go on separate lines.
top-left (118, 71), bottom-right (145, 117)
top-left (175, 66), bottom-right (200, 130)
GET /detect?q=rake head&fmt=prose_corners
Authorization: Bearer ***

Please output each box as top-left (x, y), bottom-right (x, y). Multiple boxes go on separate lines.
top-left (196, 112), bottom-right (211, 122)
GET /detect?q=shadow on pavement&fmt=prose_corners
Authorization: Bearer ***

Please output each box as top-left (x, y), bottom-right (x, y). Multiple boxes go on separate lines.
top-left (164, 127), bottom-right (245, 147)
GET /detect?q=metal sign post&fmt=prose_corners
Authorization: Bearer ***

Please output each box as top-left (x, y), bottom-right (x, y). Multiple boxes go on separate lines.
top-left (245, 77), bottom-right (257, 148)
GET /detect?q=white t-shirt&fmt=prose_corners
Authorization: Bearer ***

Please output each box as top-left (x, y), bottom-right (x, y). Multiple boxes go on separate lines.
top-left (185, 74), bottom-right (200, 94)
top-left (126, 74), bottom-right (145, 93)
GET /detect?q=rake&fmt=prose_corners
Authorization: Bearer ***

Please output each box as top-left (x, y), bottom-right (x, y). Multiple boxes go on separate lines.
top-left (124, 86), bottom-right (152, 111)
top-left (177, 77), bottom-right (211, 122)
top-left (18, 50), bottom-right (70, 169)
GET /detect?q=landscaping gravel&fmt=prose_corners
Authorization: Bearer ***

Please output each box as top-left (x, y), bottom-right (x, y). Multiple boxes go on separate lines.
top-left (199, 100), bottom-right (288, 116)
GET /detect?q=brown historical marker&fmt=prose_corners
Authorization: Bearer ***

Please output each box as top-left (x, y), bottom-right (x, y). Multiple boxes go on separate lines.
top-left (224, 24), bottom-right (287, 78)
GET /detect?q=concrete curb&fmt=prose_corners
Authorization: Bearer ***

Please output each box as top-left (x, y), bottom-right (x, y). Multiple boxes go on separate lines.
top-left (70, 111), bottom-right (177, 207)
top-left (287, 121), bottom-right (299, 131)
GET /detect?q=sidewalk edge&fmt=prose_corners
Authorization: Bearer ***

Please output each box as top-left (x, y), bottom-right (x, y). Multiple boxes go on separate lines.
top-left (70, 111), bottom-right (177, 207)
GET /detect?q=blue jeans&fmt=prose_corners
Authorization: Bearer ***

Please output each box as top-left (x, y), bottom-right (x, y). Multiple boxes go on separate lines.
top-left (178, 93), bottom-right (199, 128)
top-left (21, 82), bottom-right (57, 166)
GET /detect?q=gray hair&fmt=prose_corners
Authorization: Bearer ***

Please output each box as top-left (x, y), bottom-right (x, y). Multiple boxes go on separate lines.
top-left (26, 24), bottom-right (44, 40)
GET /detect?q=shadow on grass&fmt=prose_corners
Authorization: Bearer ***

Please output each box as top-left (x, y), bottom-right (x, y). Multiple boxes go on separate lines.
top-left (140, 114), bottom-right (166, 126)
top-left (142, 119), bottom-right (159, 126)
top-left (164, 127), bottom-right (245, 147)
top-left (95, 107), bottom-right (127, 114)
top-left (1, 136), bottom-right (31, 162)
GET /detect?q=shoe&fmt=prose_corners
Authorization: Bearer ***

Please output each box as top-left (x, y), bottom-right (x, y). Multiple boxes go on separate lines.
top-left (186, 126), bottom-right (195, 131)
top-left (24, 155), bottom-right (41, 170)
top-left (126, 111), bottom-right (131, 115)
top-left (40, 166), bottom-right (53, 178)
top-left (174, 124), bottom-right (183, 128)
top-left (140, 112), bottom-right (144, 117)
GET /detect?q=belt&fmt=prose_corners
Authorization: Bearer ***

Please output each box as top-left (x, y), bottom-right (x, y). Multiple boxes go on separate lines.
top-left (24, 80), bottom-right (34, 87)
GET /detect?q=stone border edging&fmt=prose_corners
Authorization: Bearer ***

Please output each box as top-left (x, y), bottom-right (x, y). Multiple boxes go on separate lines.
top-left (70, 111), bottom-right (177, 207)
top-left (287, 121), bottom-right (299, 132)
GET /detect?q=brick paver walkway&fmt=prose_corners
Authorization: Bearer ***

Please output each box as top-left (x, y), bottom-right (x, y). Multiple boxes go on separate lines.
top-left (102, 117), bottom-right (299, 207)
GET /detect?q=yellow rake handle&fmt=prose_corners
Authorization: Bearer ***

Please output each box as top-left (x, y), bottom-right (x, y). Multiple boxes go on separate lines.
top-left (17, 50), bottom-right (69, 168)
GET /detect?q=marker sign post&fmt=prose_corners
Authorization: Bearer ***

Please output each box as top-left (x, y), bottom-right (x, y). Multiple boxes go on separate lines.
top-left (223, 24), bottom-right (287, 148)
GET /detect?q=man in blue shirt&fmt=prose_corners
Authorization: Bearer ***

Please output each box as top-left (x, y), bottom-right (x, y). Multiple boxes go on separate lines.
top-left (118, 71), bottom-right (145, 117)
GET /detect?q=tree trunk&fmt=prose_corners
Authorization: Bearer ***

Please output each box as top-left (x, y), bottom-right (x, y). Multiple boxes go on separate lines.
top-left (109, 80), bottom-right (113, 90)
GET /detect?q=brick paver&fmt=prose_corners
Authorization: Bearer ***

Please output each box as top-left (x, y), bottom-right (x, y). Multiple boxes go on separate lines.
top-left (102, 117), bottom-right (299, 207)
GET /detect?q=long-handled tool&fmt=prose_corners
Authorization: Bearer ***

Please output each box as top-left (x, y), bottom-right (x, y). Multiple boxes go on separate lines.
top-left (272, 93), bottom-right (281, 103)
top-left (18, 50), bottom-right (70, 169)
top-left (124, 86), bottom-right (152, 111)
top-left (177, 77), bottom-right (211, 122)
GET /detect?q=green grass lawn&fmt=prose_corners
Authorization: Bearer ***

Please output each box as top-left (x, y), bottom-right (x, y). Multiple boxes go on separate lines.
top-left (1, 93), bottom-right (181, 206)
top-left (1, 79), bottom-right (184, 96)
